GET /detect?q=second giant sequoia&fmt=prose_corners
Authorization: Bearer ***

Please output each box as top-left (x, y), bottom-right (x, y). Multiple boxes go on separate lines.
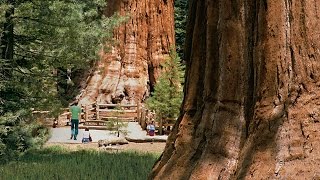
top-left (78, 0), bottom-right (175, 105)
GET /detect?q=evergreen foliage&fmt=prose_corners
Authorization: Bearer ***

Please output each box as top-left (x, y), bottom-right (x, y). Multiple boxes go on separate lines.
top-left (146, 50), bottom-right (184, 122)
top-left (0, 0), bottom-right (124, 160)
top-left (174, 0), bottom-right (188, 60)
top-left (105, 105), bottom-right (128, 137)
top-left (0, 0), bottom-right (125, 113)
top-left (0, 110), bottom-right (49, 163)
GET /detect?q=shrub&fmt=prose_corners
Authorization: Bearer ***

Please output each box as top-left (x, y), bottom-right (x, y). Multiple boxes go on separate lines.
top-left (0, 110), bottom-right (49, 163)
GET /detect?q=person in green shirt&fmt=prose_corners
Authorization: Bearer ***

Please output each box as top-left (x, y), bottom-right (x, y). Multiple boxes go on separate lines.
top-left (69, 102), bottom-right (81, 140)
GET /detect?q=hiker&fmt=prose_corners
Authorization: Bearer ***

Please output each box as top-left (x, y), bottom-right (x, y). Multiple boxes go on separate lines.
top-left (70, 102), bottom-right (81, 140)
top-left (82, 128), bottom-right (92, 143)
top-left (146, 121), bottom-right (156, 136)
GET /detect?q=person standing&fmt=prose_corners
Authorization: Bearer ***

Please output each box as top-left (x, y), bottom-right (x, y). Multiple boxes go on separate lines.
top-left (70, 102), bottom-right (81, 140)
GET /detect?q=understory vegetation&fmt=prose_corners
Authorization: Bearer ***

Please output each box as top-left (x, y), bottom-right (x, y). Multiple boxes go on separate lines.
top-left (0, 146), bottom-right (159, 180)
top-left (174, 0), bottom-right (188, 60)
top-left (146, 50), bottom-right (184, 123)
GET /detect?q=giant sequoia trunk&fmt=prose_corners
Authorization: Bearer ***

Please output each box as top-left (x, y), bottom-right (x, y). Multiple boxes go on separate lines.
top-left (150, 0), bottom-right (320, 179)
top-left (78, 0), bottom-right (175, 105)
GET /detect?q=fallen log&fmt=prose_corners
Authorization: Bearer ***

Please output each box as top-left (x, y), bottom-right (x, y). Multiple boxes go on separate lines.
top-left (125, 136), bottom-right (167, 143)
top-left (98, 137), bottom-right (129, 147)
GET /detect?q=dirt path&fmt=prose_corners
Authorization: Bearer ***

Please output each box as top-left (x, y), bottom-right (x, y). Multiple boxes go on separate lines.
top-left (48, 122), bottom-right (168, 143)
top-left (46, 122), bottom-right (167, 154)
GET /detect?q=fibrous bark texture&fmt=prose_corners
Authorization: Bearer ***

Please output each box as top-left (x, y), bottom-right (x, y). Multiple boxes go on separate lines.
top-left (78, 0), bottom-right (175, 105)
top-left (150, 0), bottom-right (320, 179)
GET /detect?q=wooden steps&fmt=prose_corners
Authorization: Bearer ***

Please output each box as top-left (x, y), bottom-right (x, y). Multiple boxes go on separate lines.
top-left (84, 120), bottom-right (109, 126)
top-left (79, 125), bottom-right (107, 130)
top-left (84, 117), bottom-right (135, 126)
top-left (100, 117), bottom-right (135, 121)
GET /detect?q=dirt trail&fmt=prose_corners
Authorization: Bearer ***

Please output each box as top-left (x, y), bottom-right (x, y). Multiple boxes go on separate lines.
top-left (46, 122), bottom-right (167, 154)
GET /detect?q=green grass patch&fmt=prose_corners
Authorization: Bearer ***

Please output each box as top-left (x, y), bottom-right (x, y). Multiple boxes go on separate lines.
top-left (0, 146), bottom-right (159, 180)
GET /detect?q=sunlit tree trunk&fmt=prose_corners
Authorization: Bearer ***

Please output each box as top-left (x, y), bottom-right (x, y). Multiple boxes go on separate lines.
top-left (78, 0), bottom-right (175, 105)
top-left (150, 0), bottom-right (320, 179)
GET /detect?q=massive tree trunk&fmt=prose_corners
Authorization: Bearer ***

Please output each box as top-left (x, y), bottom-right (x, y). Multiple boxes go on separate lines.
top-left (78, 0), bottom-right (175, 105)
top-left (150, 0), bottom-right (320, 179)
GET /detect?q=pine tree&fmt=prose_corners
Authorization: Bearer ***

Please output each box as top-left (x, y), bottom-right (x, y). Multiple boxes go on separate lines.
top-left (0, 0), bottom-right (125, 161)
top-left (105, 105), bottom-right (128, 137)
top-left (0, 0), bottom-right (125, 113)
top-left (146, 50), bottom-right (184, 123)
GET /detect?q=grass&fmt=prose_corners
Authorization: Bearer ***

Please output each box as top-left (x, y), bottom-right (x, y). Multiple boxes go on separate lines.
top-left (0, 146), bottom-right (159, 180)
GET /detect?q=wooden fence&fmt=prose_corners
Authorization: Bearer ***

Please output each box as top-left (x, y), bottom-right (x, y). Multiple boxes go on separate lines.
top-left (32, 103), bottom-right (177, 133)
top-left (83, 103), bottom-right (142, 127)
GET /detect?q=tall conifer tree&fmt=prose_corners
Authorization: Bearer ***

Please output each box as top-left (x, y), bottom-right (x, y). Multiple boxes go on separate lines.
top-left (146, 50), bottom-right (184, 122)
top-left (0, 0), bottom-right (124, 161)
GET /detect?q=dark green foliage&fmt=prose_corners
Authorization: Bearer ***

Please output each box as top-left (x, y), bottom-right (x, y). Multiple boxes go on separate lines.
top-left (0, 110), bottom-right (49, 163)
top-left (0, 0), bottom-right (125, 114)
top-left (146, 50), bottom-right (184, 121)
top-left (0, 0), bottom-right (124, 162)
top-left (174, 0), bottom-right (188, 60)
top-left (0, 146), bottom-right (159, 180)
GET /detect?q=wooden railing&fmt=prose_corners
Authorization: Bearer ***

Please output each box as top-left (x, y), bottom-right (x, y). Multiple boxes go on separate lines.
top-left (135, 107), bottom-right (177, 135)
top-left (95, 103), bottom-right (140, 121)
top-left (32, 103), bottom-right (177, 134)
top-left (81, 103), bottom-right (143, 127)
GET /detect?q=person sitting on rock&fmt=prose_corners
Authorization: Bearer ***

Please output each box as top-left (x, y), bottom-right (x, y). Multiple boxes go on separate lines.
top-left (82, 128), bottom-right (92, 143)
top-left (147, 121), bottom-right (156, 136)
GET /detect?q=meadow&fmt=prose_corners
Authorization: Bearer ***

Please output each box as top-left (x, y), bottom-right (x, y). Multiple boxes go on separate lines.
top-left (0, 146), bottom-right (159, 180)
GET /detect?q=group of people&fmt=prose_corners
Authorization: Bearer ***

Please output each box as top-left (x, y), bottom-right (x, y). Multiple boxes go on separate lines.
top-left (62, 102), bottom-right (156, 143)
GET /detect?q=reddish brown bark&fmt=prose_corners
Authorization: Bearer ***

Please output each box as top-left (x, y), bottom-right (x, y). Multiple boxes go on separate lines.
top-left (150, 0), bottom-right (320, 179)
top-left (78, 0), bottom-right (175, 105)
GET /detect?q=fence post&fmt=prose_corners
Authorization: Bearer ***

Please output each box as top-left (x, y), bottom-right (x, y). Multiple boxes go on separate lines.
top-left (141, 108), bottom-right (146, 130)
top-left (85, 105), bottom-right (88, 122)
top-left (96, 103), bottom-right (100, 121)
top-left (137, 102), bottom-right (141, 123)
top-left (159, 117), bottom-right (163, 135)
